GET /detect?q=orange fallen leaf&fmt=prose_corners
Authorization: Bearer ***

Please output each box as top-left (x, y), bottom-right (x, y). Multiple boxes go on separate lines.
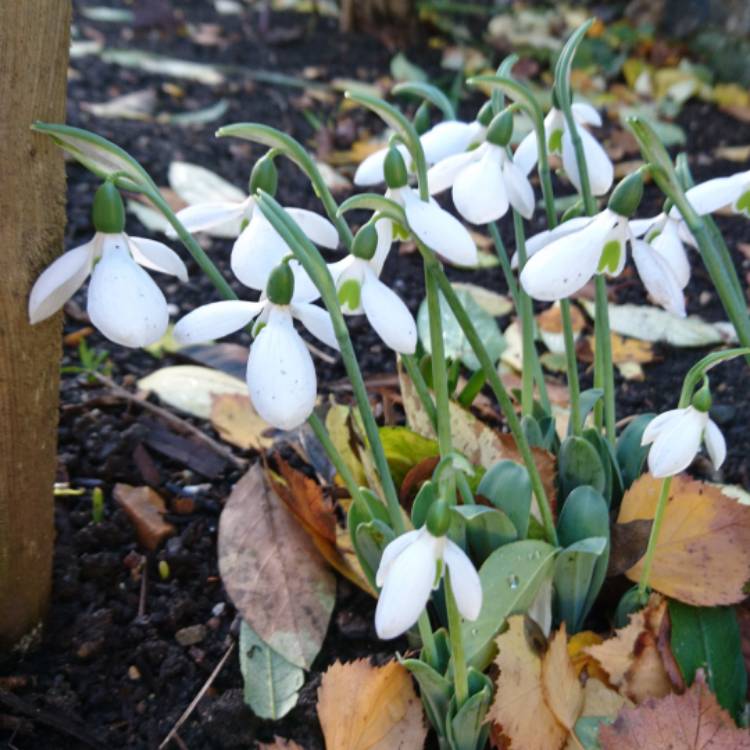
top-left (599, 671), bottom-right (750, 750)
top-left (584, 594), bottom-right (673, 704)
top-left (617, 474), bottom-right (750, 606)
top-left (317, 659), bottom-right (427, 750)
top-left (113, 484), bottom-right (175, 551)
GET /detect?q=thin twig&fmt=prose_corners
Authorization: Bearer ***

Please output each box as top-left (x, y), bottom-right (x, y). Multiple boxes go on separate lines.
top-left (158, 641), bottom-right (235, 749)
top-left (88, 372), bottom-right (247, 470)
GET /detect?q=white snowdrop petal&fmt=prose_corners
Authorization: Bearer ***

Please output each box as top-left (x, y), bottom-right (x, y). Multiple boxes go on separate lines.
top-left (652, 220), bottom-right (691, 289)
top-left (403, 190), bottom-right (478, 266)
top-left (513, 130), bottom-right (538, 175)
top-left (632, 239), bottom-right (686, 317)
top-left (174, 201), bottom-right (246, 234)
top-left (503, 158), bottom-right (536, 219)
top-left (291, 302), bottom-right (339, 350)
top-left (128, 237), bottom-right (188, 281)
top-left (371, 217), bottom-right (393, 276)
top-left (518, 216), bottom-right (593, 268)
top-left (685, 173), bottom-right (749, 216)
top-left (572, 101), bottom-right (602, 127)
top-left (704, 419), bottom-right (726, 471)
top-left (375, 530), bottom-right (421, 587)
top-left (360, 270), bottom-right (417, 354)
top-left (647, 407), bottom-right (706, 478)
top-left (173, 300), bottom-right (264, 344)
top-left (562, 126), bottom-right (614, 197)
top-left (452, 146), bottom-right (508, 225)
top-left (520, 211), bottom-right (614, 300)
top-left (284, 208), bottom-right (339, 249)
top-left (230, 213), bottom-right (289, 291)
top-left (353, 143), bottom-right (410, 186)
top-left (444, 540), bottom-right (482, 621)
top-left (427, 149), bottom-right (479, 195)
top-left (374, 531), bottom-right (437, 639)
top-left (87, 241), bottom-right (169, 348)
top-left (420, 120), bottom-right (476, 165)
top-left (641, 408), bottom-right (684, 446)
top-left (629, 215), bottom-right (661, 238)
top-left (287, 261), bottom-right (322, 304)
top-left (28, 241), bottom-right (94, 324)
top-left (246, 308), bottom-right (317, 430)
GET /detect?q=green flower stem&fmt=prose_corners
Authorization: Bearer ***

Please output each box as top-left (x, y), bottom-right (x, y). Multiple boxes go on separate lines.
top-left (402, 354), bottom-right (438, 430)
top-left (636, 475), bottom-right (672, 602)
top-left (257, 193), bottom-right (405, 534)
top-left (307, 412), bottom-right (368, 512)
top-left (418, 611), bottom-right (438, 666)
top-left (488, 222), bottom-right (519, 303)
top-left (513, 210), bottom-right (550, 415)
top-left (456, 472), bottom-right (475, 505)
top-left (429, 262), bottom-right (558, 546)
top-left (445, 569), bottom-right (469, 707)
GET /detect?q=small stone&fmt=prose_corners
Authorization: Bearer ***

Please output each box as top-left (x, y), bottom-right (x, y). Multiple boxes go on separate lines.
top-left (114, 484), bottom-right (175, 551)
top-left (211, 602), bottom-right (226, 618)
top-left (175, 624), bottom-right (207, 647)
top-left (699, 290), bottom-right (713, 306)
top-left (128, 665), bottom-right (141, 681)
top-left (76, 639), bottom-right (105, 660)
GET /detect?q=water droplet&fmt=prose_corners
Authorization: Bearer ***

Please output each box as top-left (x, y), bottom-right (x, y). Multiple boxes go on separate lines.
top-left (507, 574), bottom-right (520, 590)
top-left (470, 627), bottom-right (479, 637)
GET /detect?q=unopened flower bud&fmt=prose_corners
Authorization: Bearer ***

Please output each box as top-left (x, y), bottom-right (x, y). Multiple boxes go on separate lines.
top-left (476, 100), bottom-right (494, 127)
top-left (425, 498), bottom-right (451, 537)
top-left (384, 146), bottom-right (408, 189)
top-left (351, 222), bottom-right (378, 260)
top-left (608, 170), bottom-right (644, 218)
top-left (92, 181), bottom-right (125, 234)
top-left (486, 109), bottom-right (514, 147)
top-left (249, 154), bottom-right (278, 196)
top-left (266, 262), bottom-right (295, 305)
top-left (414, 101), bottom-right (431, 135)
top-left (691, 378), bottom-right (712, 413)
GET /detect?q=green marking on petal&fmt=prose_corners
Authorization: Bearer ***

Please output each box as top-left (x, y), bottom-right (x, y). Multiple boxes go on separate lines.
top-left (548, 129), bottom-right (563, 154)
top-left (337, 278), bottom-right (361, 311)
top-left (645, 228), bottom-right (661, 243)
top-left (598, 239), bottom-right (622, 274)
top-left (393, 222), bottom-right (410, 241)
top-left (252, 320), bottom-right (267, 337)
top-left (735, 189), bottom-right (750, 218)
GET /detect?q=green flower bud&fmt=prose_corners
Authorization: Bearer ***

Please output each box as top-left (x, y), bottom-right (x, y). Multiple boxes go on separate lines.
top-left (92, 181), bottom-right (125, 234)
top-left (426, 498), bottom-right (451, 537)
top-left (249, 154), bottom-right (278, 196)
top-left (414, 101), bottom-right (431, 135)
top-left (608, 170), bottom-right (644, 218)
top-left (384, 146), bottom-right (408, 189)
top-left (476, 100), bottom-right (494, 127)
top-left (485, 109), bottom-right (514, 147)
top-left (266, 262), bottom-right (295, 305)
top-left (351, 222), bottom-right (378, 260)
top-left (691, 377), bottom-right (712, 413)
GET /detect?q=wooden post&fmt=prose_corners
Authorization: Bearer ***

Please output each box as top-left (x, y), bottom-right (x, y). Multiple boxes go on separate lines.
top-left (0, 1), bottom-right (71, 649)
top-left (340, 0), bottom-right (415, 32)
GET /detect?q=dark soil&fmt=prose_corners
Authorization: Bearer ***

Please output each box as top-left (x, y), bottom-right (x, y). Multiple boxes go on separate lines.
top-left (2, 2), bottom-right (749, 749)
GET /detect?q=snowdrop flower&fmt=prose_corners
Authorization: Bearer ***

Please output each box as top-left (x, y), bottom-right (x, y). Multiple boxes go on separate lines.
top-left (427, 109), bottom-right (535, 224)
top-left (375, 501), bottom-right (482, 640)
top-left (684, 168), bottom-right (750, 219)
top-left (175, 154), bottom-right (338, 301)
top-left (328, 222), bottom-right (417, 354)
top-left (629, 211), bottom-right (694, 290)
top-left (28, 182), bottom-right (187, 348)
top-left (383, 147), bottom-right (477, 267)
top-left (641, 387), bottom-right (725, 478)
top-left (514, 101), bottom-right (613, 196)
top-left (173, 263), bottom-right (338, 430)
top-left (354, 118), bottom-right (485, 187)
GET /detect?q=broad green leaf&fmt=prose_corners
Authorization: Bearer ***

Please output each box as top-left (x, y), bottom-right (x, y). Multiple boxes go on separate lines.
top-left (379, 425), bottom-right (439, 488)
top-left (353, 519), bottom-right (395, 586)
top-left (452, 505), bottom-right (517, 565)
top-left (558, 436), bottom-right (606, 499)
top-left (616, 413), bottom-right (654, 489)
top-left (668, 600), bottom-right (747, 722)
top-left (400, 657), bottom-right (452, 736)
top-left (573, 716), bottom-right (610, 749)
top-left (446, 672), bottom-right (492, 750)
top-left (461, 540), bottom-right (557, 670)
top-left (239, 620), bottom-right (304, 720)
top-left (392, 81), bottom-right (455, 119)
top-left (477, 460), bottom-right (531, 539)
top-left (418, 287), bottom-right (505, 371)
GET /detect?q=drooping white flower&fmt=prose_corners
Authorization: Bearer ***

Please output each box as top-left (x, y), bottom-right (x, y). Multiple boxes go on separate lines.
top-left (354, 119), bottom-right (485, 187)
top-left (374, 527), bottom-right (482, 639)
top-left (173, 266), bottom-right (338, 430)
top-left (29, 232), bottom-right (187, 348)
top-left (514, 102), bottom-right (614, 196)
top-left (684, 169), bottom-right (750, 218)
top-left (175, 161), bottom-right (338, 301)
top-left (428, 140), bottom-right (535, 224)
top-left (328, 222), bottom-right (416, 354)
top-left (641, 405), bottom-right (726, 478)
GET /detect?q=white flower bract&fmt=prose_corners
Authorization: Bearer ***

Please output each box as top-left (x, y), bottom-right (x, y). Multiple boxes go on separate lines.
top-left (28, 232), bottom-right (187, 348)
top-left (684, 169), bottom-right (750, 219)
top-left (641, 405), bottom-right (726, 478)
top-left (374, 527), bottom-right (482, 640)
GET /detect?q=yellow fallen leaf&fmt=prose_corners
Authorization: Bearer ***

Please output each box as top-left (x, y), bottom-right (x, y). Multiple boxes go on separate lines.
top-left (584, 594), bottom-right (673, 704)
top-left (317, 659), bottom-right (426, 750)
top-left (537, 302), bottom-right (586, 355)
top-left (541, 625), bottom-right (583, 732)
top-left (617, 474), bottom-right (750, 605)
top-left (568, 631), bottom-right (608, 682)
top-left (210, 393), bottom-right (275, 451)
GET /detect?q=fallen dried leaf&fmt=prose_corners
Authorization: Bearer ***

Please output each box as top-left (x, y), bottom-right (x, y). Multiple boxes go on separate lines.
top-left (617, 474), bottom-right (750, 606)
top-left (317, 659), bottom-right (426, 750)
top-left (210, 393), bottom-right (274, 452)
top-left (568, 631), bottom-right (608, 682)
top-left (599, 671), bottom-right (750, 750)
top-left (113, 484), bottom-right (175, 551)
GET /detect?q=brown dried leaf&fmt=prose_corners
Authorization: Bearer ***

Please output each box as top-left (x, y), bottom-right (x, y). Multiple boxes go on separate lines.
top-left (210, 392), bottom-right (275, 452)
top-left (567, 631), bottom-right (609, 682)
top-left (218, 464), bottom-right (335, 669)
top-left (317, 659), bottom-right (427, 750)
top-left (113, 484), bottom-right (175, 551)
top-left (584, 595), bottom-right (673, 703)
top-left (607, 519), bottom-right (653, 577)
top-left (562, 678), bottom-right (631, 750)
top-left (542, 625), bottom-right (584, 732)
top-left (618, 474), bottom-right (750, 606)
top-left (599, 671), bottom-right (750, 750)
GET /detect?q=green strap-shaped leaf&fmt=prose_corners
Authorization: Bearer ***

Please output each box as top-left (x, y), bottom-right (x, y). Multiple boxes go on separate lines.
top-left (392, 81), bottom-right (456, 120)
top-left (239, 620), bottom-right (304, 720)
top-left (553, 19), bottom-right (594, 109)
top-left (338, 192), bottom-right (407, 225)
